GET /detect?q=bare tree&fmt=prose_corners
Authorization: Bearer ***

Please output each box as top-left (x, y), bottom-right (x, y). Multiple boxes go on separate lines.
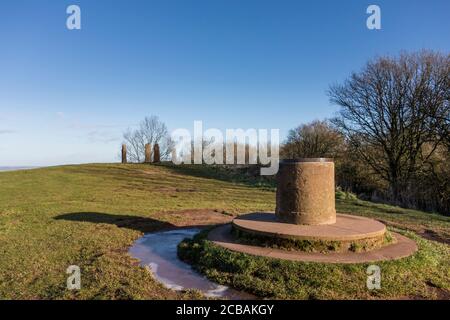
top-left (436, 100), bottom-right (450, 150)
top-left (281, 120), bottom-right (344, 159)
top-left (329, 51), bottom-right (449, 201)
top-left (123, 116), bottom-right (173, 162)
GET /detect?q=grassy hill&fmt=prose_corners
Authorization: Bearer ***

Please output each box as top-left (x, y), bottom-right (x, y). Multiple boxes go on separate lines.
top-left (0, 163), bottom-right (448, 299)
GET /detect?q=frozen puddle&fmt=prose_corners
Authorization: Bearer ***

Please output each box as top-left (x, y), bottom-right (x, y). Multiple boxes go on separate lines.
top-left (129, 228), bottom-right (254, 299)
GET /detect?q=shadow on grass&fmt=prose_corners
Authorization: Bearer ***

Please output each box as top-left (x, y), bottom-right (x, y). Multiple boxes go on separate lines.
top-left (158, 162), bottom-right (275, 190)
top-left (54, 211), bottom-right (229, 233)
top-left (54, 212), bottom-right (176, 233)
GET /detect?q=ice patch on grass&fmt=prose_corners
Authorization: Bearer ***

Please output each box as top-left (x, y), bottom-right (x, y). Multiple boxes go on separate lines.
top-left (129, 228), bottom-right (253, 299)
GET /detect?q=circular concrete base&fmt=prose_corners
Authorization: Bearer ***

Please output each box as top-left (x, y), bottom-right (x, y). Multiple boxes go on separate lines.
top-left (208, 224), bottom-right (418, 264)
top-left (232, 213), bottom-right (387, 243)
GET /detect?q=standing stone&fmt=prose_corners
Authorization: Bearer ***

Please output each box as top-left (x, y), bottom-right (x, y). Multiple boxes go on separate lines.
top-left (144, 143), bottom-right (152, 163)
top-left (121, 144), bottom-right (127, 164)
top-left (153, 143), bottom-right (160, 163)
top-left (275, 158), bottom-right (336, 225)
top-left (171, 147), bottom-right (177, 164)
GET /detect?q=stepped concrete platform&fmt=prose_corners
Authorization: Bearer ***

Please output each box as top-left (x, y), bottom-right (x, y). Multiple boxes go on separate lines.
top-left (208, 224), bottom-right (418, 264)
top-left (206, 159), bottom-right (418, 263)
top-left (232, 212), bottom-right (386, 242)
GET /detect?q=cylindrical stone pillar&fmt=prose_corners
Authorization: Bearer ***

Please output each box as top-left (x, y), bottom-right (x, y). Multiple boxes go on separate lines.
top-left (153, 143), bottom-right (160, 163)
top-left (121, 144), bottom-right (127, 164)
top-left (144, 143), bottom-right (152, 163)
top-left (276, 158), bottom-right (336, 225)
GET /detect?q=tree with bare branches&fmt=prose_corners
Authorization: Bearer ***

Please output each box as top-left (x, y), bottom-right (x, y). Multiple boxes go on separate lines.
top-left (329, 51), bottom-right (449, 202)
top-left (281, 120), bottom-right (344, 159)
top-left (122, 116), bottom-right (173, 162)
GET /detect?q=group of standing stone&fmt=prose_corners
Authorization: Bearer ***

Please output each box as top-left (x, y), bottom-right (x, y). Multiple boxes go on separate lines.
top-left (121, 143), bottom-right (160, 164)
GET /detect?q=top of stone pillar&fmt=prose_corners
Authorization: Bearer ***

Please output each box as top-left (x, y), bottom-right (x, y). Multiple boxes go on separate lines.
top-left (281, 158), bottom-right (333, 163)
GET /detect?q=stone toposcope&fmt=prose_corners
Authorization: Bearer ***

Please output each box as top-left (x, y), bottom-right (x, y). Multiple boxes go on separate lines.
top-left (276, 158), bottom-right (336, 225)
top-left (207, 158), bottom-right (417, 262)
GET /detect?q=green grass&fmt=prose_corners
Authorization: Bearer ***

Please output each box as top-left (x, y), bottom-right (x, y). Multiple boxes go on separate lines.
top-left (178, 229), bottom-right (450, 299)
top-left (0, 163), bottom-right (449, 299)
top-left (336, 198), bottom-right (450, 244)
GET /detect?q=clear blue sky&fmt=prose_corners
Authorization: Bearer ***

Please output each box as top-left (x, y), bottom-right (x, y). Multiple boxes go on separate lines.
top-left (1, 0), bottom-right (449, 166)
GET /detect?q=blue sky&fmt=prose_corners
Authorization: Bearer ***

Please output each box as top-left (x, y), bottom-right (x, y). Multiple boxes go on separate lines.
top-left (0, 0), bottom-right (449, 166)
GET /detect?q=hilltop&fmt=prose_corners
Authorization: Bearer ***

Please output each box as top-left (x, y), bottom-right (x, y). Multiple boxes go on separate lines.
top-left (0, 163), bottom-right (448, 299)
